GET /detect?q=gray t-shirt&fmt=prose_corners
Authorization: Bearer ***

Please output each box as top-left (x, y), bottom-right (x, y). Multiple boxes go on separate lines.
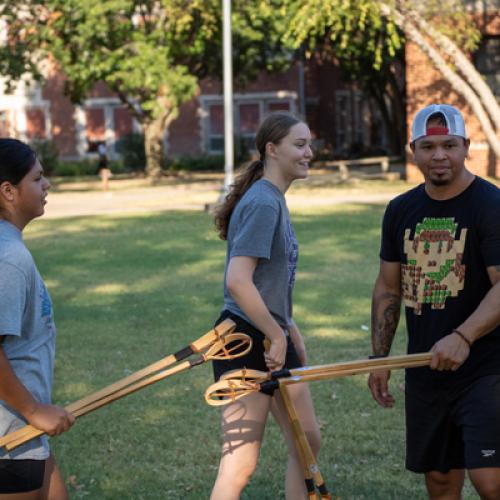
top-left (0, 220), bottom-right (55, 460)
top-left (223, 179), bottom-right (298, 329)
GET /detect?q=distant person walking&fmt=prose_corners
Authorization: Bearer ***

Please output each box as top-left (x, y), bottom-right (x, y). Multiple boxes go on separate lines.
top-left (97, 142), bottom-right (111, 191)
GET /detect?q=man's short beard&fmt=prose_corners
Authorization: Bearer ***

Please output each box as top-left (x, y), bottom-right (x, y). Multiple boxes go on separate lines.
top-left (429, 176), bottom-right (450, 187)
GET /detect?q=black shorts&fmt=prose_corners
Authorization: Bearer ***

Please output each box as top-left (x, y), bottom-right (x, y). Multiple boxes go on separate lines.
top-left (0, 459), bottom-right (45, 493)
top-left (406, 374), bottom-right (500, 473)
top-left (212, 310), bottom-right (302, 382)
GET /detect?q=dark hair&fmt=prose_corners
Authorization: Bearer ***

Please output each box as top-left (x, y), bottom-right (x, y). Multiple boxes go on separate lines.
top-left (426, 112), bottom-right (447, 127)
top-left (0, 138), bottom-right (37, 185)
top-left (214, 113), bottom-right (302, 240)
top-left (411, 112), bottom-right (467, 148)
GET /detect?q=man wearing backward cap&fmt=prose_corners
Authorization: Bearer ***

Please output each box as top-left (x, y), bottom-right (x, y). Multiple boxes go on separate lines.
top-left (368, 104), bottom-right (500, 499)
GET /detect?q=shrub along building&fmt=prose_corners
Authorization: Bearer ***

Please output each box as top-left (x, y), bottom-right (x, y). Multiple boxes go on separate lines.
top-left (0, 16), bottom-right (498, 181)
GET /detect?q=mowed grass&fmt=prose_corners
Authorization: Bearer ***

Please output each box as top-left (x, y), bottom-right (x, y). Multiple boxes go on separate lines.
top-left (23, 203), bottom-right (477, 499)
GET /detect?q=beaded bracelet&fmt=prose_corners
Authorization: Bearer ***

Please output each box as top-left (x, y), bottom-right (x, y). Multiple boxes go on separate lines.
top-left (452, 329), bottom-right (472, 348)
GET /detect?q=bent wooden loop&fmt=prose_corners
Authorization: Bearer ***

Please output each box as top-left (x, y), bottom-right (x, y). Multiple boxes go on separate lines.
top-left (205, 332), bottom-right (252, 360)
top-left (0, 321), bottom-right (251, 452)
top-left (205, 352), bottom-right (433, 406)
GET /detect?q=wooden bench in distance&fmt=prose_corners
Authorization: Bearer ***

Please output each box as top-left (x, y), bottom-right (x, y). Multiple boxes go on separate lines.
top-left (313, 155), bottom-right (402, 180)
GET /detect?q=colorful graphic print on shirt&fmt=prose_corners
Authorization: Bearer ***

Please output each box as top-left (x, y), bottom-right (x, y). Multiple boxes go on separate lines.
top-left (402, 217), bottom-right (467, 315)
top-left (39, 281), bottom-right (54, 332)
top-left (285, 219), bottom-right (298, 289)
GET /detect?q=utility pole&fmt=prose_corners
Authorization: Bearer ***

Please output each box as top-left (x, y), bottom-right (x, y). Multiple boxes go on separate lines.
top-left (222, 0), bottom-right (234, 195)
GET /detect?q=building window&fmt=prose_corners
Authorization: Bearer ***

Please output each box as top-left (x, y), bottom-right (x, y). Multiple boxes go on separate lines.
top-left (335, 91), bottom-right (351, 153)
top-left (85, 108), bottom-right (105, 152)
top-left (208, 103), bottom-right (224, 153)
top-left (353, 91), bottom-right (364, 146)
top-left (113, 107), bottom-right (133, 140)
top-left (203, 95), bottom-right (294, 154)
top-left (335, 90), bottom-right (371, 155)
top-left (26, 108), bottom-right (46, 139)
top-left (0, 111), bottom-right (8, 136)
top-left (238, 102), bottom-right (260, 152)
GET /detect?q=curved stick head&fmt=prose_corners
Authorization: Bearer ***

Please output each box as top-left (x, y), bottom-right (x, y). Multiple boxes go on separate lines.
top-left (204, 378), bottom-right (259, 406)
top-left (191, 319), bottom-right (236, 353)
top-left (220, 367), bottom-right (268, 383)
top-left (205, 333), bottom-right (253, 361)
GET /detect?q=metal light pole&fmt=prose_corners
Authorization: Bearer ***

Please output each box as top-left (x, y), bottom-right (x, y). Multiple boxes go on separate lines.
top-left (222, 0), bottom-right (234, 195)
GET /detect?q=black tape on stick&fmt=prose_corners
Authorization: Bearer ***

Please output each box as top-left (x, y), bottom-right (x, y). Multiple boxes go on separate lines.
top-left (260, 379), bottom-right (280, 396)
top-left (174, 346), bottom-right (194, 361)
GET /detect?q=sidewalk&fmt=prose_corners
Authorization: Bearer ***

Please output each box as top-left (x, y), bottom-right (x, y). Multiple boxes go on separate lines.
top-left (45, 182), bottom-right (222, 218)
top-left (44, 173), bottom-right (404, 219)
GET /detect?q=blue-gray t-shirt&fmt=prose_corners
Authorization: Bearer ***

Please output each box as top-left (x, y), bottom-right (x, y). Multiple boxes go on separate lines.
top-left (223, 179), bottom-right (298, 329)
top-left (0, 220), bottom-right (55, 460)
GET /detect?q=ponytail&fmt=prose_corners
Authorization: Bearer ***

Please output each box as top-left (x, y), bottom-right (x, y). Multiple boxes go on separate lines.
top-left (214, 112), bottom-right (301, 240)
top-left (214, 159), bottom-right (264, 240)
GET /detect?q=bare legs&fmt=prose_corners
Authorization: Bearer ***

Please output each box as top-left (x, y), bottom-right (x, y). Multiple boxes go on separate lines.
top-left (468, 468), bottom-right (500, 500)
top-left (210, 392), bottom-right (271, 500)
top-left (271, 383), bottom-right (321, 500)
top-left (425, 470), bottom-right (464, 500)
top-left (210, 383), bottom-right (320, 500)
top-left (425, 468), bottom-right (500, 500)
top-left (41, 455), bottom-right (69, 500)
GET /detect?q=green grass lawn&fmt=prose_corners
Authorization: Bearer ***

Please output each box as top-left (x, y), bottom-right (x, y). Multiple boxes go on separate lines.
top-left (23, 203), bottom-right (477, 499)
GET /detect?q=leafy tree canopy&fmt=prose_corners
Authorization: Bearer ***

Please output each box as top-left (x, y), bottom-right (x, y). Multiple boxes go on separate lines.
top-left (284, 0), bottom-right (480, 70)
top-left (0, 0), bottom-right (293, 122)
top-left (0, 0), bottom-right (295, 176)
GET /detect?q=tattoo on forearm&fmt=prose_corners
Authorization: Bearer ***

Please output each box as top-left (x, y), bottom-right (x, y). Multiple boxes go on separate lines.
top-left (371, 292), bottom-right (401, 355)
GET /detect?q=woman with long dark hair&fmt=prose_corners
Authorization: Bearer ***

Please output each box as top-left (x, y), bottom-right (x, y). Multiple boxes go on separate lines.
top-left (211, 113), bottom-right (321, 499)
top-left (0, 139), bottom-right (74, 499)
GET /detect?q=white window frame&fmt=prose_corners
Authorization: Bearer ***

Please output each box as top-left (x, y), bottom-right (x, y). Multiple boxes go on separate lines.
top-left (0, 80), bottom-right (52, 141)
top-left (76, 97), bottom-right (141, 159)
top-left (199, 91), bottom-right (297, 155)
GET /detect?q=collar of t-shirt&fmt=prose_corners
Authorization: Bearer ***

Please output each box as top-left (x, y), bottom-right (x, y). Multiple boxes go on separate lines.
top-left (423, 176), bottom-right (477, 204)
top-left (0, 219), bottom-right (22, 241)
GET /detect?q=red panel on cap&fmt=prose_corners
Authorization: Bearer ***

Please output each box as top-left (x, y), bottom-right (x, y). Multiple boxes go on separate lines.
top-left (425, 126), bottom-right (449, 136)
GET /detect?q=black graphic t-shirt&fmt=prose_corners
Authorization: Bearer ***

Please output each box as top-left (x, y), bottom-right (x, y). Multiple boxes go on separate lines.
top-left (380, 177), bottom-right (500, 392)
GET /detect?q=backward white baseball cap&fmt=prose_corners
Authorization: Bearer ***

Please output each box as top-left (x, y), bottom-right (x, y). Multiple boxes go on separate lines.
top-left (411, 104), bottom-right (467, 143)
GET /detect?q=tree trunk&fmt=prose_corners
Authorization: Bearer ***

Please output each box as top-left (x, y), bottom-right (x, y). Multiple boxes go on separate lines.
top-left (385, 61), bottom-right (407, 156)
top-left (381, 4), bottom-right (500, 160)
top-left (367, 79), bottom-right (396, 153)
top-left (112, 91), bottom-right (175, 182)
top-left (143, 116), bottom-right (168, 182)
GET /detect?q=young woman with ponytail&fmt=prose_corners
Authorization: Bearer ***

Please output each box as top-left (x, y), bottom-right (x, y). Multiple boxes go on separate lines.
top-left (211, 113), bottom-right (321, 500)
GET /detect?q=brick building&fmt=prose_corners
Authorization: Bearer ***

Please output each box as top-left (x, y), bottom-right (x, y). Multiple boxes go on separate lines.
top-left (0, 56), bottom-right (389, 165)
